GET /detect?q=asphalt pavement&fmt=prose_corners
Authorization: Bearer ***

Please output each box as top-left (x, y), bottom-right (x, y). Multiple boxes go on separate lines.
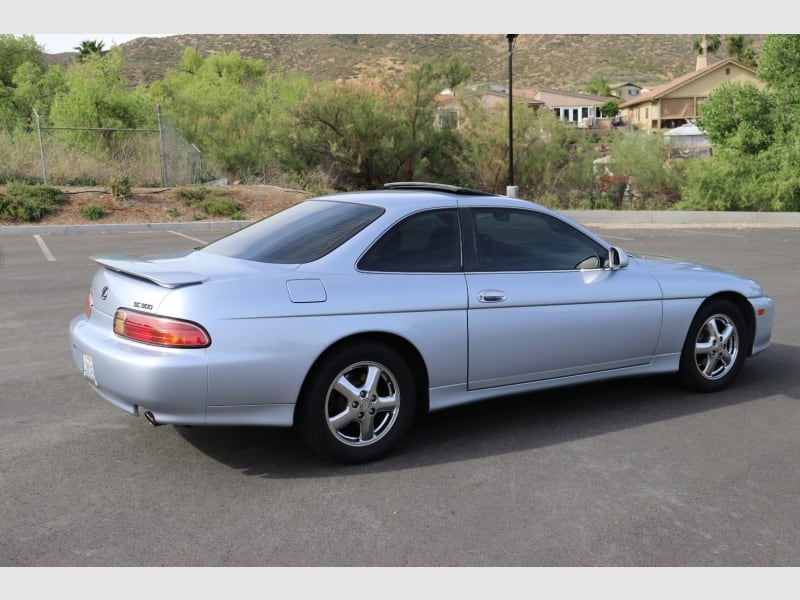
top-left (1, 218), bottom-right (799, 579)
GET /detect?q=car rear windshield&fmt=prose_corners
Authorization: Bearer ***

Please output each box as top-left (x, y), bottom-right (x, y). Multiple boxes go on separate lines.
top-left (201, 199), bottom-right (384, 264)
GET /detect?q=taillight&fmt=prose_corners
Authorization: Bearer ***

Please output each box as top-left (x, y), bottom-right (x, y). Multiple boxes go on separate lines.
top-left (85, 290), bottom-right (93, 318)
top-left (113, 309), bottom-right (211, 348)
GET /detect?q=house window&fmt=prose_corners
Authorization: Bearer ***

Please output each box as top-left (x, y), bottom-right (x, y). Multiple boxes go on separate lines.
top-left (725, 68), bottom-right (731, 75)
top-left (437, 108), bottom-right (459, 130)
top-left (629, 89), bottom-right (639, 96)
top-left (645, 108), bottom-right (649, 120)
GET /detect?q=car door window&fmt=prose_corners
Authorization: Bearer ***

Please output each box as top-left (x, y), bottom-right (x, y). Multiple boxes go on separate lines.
top-left (471, 208), bottom-right (605, 271)
top-left (358, 209), bottom-right (461, 272)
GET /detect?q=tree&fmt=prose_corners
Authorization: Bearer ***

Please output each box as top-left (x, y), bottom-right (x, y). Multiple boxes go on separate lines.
top-left (74, 40), bottom-right (107, 63)
top-left (152, 48), bottom-right (307, 180)
top-left (697, 81), bottom-right (773, 154)
top-left (680, 35), bottom-right (800, 212)
top-left (0, 61), bottom-right (65, 132)
top-left (441, 55), bottom-right (475, 91)
top-left (693, 34), bottom-right (722, 56)
top-left (609, 131), bottom-right (683, 208)
top-left (454, 93), bottom-right (583, 200)
top-left (50, 49), bottom-right (153, 157)
top-left (282, 58), bottom-right (464, 190)
top-left (725, 35), bottom-right (757, 67)
top-left (757, 34), bottom-right (800, 130)
top-left (599, 99), bottom-right (620, 118)
top-left (0, 34), bottom-right (45, 87)
top-left (583, 77), bottom-right (611, 97)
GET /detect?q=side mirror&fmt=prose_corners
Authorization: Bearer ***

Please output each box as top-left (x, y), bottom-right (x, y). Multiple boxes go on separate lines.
top-left (608, 246), bottom-right (629, 270)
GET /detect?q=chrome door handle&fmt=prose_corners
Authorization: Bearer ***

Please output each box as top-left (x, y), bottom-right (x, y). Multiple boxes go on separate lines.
top-left (478, 290), bottom-right (507, 303)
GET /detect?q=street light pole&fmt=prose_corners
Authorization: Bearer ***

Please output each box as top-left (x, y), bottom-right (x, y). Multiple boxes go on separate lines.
top-left (506, 34), bottom-right (518, 198)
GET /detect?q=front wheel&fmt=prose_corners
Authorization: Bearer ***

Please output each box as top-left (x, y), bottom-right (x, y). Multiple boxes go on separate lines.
top-left (678, 299), bottom-right (747, 392)
top-left (296, 342), bottom-right (416, 464)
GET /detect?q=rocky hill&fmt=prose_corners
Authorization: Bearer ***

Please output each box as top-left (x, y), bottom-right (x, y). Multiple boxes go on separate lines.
top-left (43, 33), bottom-right (765, 91)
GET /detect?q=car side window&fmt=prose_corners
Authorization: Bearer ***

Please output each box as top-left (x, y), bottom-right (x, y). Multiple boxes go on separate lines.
top-left (471, 208), bottom-right (606, 271)
top-left (358, 209), bottom-right (461, 272)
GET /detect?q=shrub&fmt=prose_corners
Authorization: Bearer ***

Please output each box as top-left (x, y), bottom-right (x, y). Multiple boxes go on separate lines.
top-left (67, 175), bottom-right (98, 186)
top-left (0, 183), bottom-right (68, 222)
top-left (175, 185), bottom-right (210, 205)
top-left (199, 197), bottom-right (243, 217)
top-left (109, 174), bottom-right (131, 202)
top-left (80, 204), bottom-right (107, 221)
top-left (174, 185), bottom-right (243, 218)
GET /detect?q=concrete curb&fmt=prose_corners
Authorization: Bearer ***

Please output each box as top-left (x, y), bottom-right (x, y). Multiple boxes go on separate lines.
top-left (563, 210), bottom-right (800, 228)
top-left (2, 211), bottom-right (800, 236)
top-left (0, 220), bottom-right (251, 236)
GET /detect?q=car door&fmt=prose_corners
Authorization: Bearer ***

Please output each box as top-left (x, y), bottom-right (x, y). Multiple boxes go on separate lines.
top-left (464, 206), bottom-right (663, 390)
top-left (356, 208), bottom-right (470, 390)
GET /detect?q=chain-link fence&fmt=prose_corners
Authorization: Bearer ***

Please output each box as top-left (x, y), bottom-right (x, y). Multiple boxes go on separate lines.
top-left (31, 104), bottom-right (214, 187)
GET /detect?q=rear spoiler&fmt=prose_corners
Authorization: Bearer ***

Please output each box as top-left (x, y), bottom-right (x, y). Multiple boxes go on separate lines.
top-left (92, 255), bottom-right (208, 289)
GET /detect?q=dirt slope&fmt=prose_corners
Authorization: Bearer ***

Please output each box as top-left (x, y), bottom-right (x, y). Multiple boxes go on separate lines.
top-left (0, 185), bottom-right (312, 228)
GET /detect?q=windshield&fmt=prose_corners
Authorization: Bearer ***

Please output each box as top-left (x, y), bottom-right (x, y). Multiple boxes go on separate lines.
top-left (202, 199), bottom-right (384, 264)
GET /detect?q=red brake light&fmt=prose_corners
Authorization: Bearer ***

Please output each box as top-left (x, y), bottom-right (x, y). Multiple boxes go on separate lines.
top-left (113, 309), bottom-right (211, 348)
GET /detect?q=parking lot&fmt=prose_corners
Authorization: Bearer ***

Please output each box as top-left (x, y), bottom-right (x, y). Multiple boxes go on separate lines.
top-left (1, 222), bottom-right (799, 567)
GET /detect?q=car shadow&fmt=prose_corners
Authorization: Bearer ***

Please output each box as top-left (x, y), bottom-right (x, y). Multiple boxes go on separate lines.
top-left (174, 342), bottom-right (799, 478)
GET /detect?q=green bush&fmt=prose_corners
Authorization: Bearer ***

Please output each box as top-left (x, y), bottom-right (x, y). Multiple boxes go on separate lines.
top-left (199, 197), bottom-right (243, 217)
top-left (80, 204), bottom-right (107, 221)
top-left (67, 175), bottom-right (98, 186)
top-left (0, 183), bottom-right (68, 222)
top-left (175, 185), bottom-right (210, 205)
top-left (175, 185), bottom-right (243, 218)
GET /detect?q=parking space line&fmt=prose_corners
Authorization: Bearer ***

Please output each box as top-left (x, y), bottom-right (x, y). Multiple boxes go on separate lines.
top-left (33, 234), bottom-right (56, 262)
top-left (168, 231), bottom-right (207, 244)
top-left (599, 233), bottom-right (636, 242)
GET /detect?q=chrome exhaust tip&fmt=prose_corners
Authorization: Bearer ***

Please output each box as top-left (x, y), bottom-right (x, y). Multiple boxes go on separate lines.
top-left (143, 410), bottom-right (161, 427)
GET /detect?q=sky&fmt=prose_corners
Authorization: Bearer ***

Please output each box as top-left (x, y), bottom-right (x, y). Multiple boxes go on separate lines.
top-left (32, 33), bottom-right (172, 54)
top-left (7, 0), bottom-right (789, 46)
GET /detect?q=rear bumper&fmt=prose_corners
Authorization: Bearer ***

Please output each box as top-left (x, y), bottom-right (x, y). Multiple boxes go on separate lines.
top-left (69, 314), bottom-right (210, 425)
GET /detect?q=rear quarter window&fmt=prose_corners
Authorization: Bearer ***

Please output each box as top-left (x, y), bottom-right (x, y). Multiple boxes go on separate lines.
top-left (202, 200), bottom-right (384, 264)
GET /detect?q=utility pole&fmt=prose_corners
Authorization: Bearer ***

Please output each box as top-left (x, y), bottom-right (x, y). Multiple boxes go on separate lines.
top-left (506, 34), bottom-right (519, 198)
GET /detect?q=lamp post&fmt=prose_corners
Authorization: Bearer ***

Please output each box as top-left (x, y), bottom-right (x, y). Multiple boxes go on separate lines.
top-left (506, 34), bottom-right (519, 198)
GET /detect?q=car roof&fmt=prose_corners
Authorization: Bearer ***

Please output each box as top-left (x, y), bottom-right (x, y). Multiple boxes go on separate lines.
top-left (313, 182), bottom-right (533, 212)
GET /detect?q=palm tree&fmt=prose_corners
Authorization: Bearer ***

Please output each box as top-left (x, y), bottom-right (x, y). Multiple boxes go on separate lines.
top-left (693, 34), bottom-right (722, 56)
top-left (583, 77), bottom-right (611, 97)
top-left (726, 35), bottom-right (758, 67)
top-left (73, 39), bottom-right (107, 62)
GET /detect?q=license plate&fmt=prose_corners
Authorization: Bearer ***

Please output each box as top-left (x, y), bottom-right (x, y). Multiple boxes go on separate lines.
top-left (82, 353), bottom-right (97, 385)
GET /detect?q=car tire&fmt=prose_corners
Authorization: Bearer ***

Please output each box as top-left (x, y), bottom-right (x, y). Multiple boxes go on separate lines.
top-left (296, 341), bottom-right (416, 464)
top-left (678, 299), bottom-right (747, 393)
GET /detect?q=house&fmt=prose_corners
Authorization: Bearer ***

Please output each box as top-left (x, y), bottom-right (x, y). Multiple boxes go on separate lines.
top-left (518, 87), bottom-right (615, 127)
top-left (434, 87), bottom-right (511, 129)
top-left (618, 58), bottom-right (764, 133)
top-left (435, 84), bottom-right (614, 129)
top-left (609, 82), bottom-right (642, 100)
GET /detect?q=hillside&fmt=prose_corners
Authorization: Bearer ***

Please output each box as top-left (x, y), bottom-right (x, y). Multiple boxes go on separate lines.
top-left (43, 33), bottom-right (765, 90)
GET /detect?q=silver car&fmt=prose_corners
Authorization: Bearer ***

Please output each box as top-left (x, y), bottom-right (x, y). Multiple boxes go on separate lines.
top-left (69, 182), bottom-right (775, 463)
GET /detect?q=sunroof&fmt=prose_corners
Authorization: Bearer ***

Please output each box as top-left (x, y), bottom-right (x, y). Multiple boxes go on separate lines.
top-left (383, 182), bottom-right (497, 196)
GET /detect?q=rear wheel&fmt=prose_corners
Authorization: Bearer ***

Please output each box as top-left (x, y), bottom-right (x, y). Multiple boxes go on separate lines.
top-left (679, 299), bottom-right (747, 392)
top-left (297, 342), bottom-right (416, 464)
